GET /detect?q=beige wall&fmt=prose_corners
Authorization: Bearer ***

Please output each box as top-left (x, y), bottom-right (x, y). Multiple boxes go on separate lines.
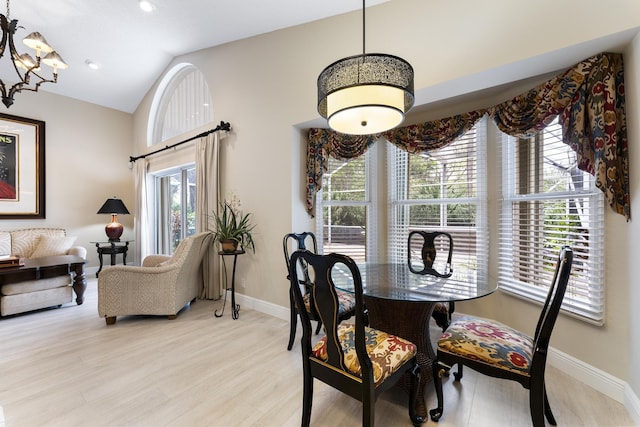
top-left (129, 0), bottom-right (640, 387)
top-left (0, 90), bottom-right (133, 270)
top-left (625, 33), bottom-right (640, 399)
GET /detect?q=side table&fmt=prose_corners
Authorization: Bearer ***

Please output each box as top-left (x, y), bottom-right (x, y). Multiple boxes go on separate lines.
top-left (92, 240), bottom-right (132, 278)
top-left (215, 249), bottom-right (245, 319)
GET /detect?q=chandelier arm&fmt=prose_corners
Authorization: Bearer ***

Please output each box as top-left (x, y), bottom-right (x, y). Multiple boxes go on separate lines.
top-left (6, 18), bottom-right (29, 80)
top-left (0, 2), bottom-right (66, 108)
top-left (0, 14), bottom-right (9, 59)
top-left (0, 77), bottom-right (7, 102)
top-left (9, 79), bottom-right (52, 95)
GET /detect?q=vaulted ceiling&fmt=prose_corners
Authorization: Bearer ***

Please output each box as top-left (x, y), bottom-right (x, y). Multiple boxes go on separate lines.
top-left (0, 0), bottom-right (387, 113)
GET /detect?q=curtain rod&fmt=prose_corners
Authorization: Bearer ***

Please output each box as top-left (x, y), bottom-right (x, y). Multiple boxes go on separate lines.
top-left (129, 121), bottom-right (231, 163)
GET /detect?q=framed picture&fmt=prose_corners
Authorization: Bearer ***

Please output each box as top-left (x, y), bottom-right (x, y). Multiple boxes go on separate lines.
top-left (0, 113), bottom-right (45, 219)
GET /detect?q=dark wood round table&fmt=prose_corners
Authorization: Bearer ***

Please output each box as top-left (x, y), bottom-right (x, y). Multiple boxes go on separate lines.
top-left (333, 262), bottom-right (497, 419)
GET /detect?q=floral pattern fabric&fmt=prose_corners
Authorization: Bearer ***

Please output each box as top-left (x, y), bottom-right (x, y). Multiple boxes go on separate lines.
top-left (381, 110), bottom-right (486, 154)
top-left (303, 288), bottom-right (355, 316)
top-left (306, 129), bottom-right (377, 214)
top-left (311, 324), bottom-right (417, 386)
top-left (437, 316), bottom-right (533, 375)
top-left (306, 52), bottom-right (629, 220)
top-left (490, 52), bottom-right (628, 219)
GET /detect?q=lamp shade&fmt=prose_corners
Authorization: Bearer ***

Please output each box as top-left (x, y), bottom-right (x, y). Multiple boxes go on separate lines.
top-left (97, 198), bottom-right (130, 241)
top-left (22, 32), bottom-right (53, 54)
top-left (97, 198), bottom-right (130, 215)
top-left (41, 51), bottom-right (69, 71)
top-left (317, 53), bottom-right (414, 135)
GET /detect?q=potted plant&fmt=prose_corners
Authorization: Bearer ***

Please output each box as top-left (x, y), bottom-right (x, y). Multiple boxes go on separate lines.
top-left (209, 201), bottom-right (256, 253)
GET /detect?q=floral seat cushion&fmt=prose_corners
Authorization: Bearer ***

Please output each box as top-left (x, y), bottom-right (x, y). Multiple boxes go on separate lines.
top-left (438, 316), bottom-right (533, 375)
top-left (303, 289), bottom-right (355, 316)
top-left (311, 324), bottom-right (417, 386)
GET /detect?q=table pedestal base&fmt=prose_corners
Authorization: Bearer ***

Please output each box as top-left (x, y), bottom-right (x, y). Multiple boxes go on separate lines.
top-left (363, 296), bottom-right (436, 420)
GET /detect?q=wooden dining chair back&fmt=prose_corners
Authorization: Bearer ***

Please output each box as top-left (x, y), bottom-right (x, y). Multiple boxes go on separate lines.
top-left (283, 232), bottom-right (355, 350)
top-left (289, 250), bottom-right (423, 427)
top-left (407, 230), bottom-right (455, 331)
top-left (429, 246), bottom-right (573, 427)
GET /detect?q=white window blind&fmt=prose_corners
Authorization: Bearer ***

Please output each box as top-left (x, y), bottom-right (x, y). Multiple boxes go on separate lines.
top-left (315, 150), bottom-right (377, 262)
top-left (388, 117), bottom-right (488, 280)
top-left (151, 65), bottom-right (213, 145)
top-left (499, 118), bottom-right (605, 324)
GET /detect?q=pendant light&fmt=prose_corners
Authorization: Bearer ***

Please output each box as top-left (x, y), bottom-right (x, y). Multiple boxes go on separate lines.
top-left (317, 0), bottom-right (414, 135)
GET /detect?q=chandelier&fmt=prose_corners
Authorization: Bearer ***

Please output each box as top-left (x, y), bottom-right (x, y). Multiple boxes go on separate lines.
top-left (317, 0), bottom-right (414, 135)
top-left (0, 0), bottom-right (68, 108)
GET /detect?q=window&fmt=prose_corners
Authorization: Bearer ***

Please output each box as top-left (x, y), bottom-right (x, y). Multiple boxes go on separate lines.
top-left (499, 118), bottom-right (605, 324)
top-left (315, 150), bottom-right (377, 261)
top-left (388, 118), bottom-right (488, 279)
top-left (148, 64), bottom-right (213, 146)
top-left (154, 166), bottom-right (196, 253)
top-left (146, 63), bottom-right (212, 256)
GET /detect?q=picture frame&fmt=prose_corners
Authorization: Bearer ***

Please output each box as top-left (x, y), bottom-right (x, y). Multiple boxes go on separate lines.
top-left (0, 113), bottom-right (45, 219)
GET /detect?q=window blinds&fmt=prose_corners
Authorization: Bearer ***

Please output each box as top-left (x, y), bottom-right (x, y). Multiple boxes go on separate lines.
top-left (316, 150), bottom-right (376, 262)
top-left (387, 117), bottom-right (488, 280)
top-left (498, 118), bottom-right (605, 324)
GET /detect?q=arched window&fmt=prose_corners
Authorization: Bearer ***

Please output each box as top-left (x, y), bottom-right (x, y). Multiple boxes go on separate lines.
top-left (148, 63), bottom-right (213, 145)
top-left (146, 63), bottom-right (213, 254)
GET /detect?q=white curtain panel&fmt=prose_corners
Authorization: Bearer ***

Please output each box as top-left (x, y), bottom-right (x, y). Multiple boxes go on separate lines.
top-left (133, 159), bottom-right (152, 265)
top-left (196, 131), bottom-right (223, 299)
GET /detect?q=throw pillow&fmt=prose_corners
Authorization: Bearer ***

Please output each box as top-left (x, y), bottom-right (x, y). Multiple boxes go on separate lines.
top-left (30, 235), bottom-right (77, 258)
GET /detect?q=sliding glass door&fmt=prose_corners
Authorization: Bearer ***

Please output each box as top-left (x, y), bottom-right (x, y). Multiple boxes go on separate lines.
top-left (154, 166), bottom-right (196, 254)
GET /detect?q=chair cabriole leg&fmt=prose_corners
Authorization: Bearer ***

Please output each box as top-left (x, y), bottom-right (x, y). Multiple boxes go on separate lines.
top-left (362, 384), bottom-right (375, 427)
top-left (543, 383), bottom-right (557, 425)
top-left (429, 363), bottom-right (445, 422)
top-left (301, 368), bottom-right (313, 427)
top-left (409, 364), bottom-right (423, 426)
top-left (530, 377), bottom-right (546, 427)
top-left (288, 290), bottom-right (297, 350)
top-left (453, 363), bottom-right (463, 381)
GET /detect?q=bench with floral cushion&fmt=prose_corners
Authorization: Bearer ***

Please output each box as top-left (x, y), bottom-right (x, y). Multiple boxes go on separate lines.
top-left (0, 228), bottom-right (87, 316)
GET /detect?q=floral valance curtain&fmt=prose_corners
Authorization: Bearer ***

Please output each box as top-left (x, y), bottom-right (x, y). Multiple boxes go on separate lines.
top-left (306, 51), bottom-right (629, 220)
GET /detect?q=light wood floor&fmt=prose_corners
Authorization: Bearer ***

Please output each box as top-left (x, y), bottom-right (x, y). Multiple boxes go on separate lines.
top-left (0, 279), bottom-right (635, 427)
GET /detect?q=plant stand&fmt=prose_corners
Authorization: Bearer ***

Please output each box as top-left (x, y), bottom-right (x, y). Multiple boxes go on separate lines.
top-left (215, 249), bottom-right (245, 319)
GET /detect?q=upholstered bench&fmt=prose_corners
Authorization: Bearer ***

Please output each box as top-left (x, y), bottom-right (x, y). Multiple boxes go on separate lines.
top-left (0, 228), bottom-right (86, 316)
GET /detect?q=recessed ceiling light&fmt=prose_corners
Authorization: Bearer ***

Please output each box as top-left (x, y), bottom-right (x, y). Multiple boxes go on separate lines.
top-left (139, 0), bottom-right (154, 12)
top-left (85, 60), bottom-right (101, 70)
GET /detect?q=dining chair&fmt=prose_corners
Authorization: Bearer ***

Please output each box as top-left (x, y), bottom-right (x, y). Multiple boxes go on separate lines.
top-left (407, 230), bottom-right (454, 331)
top-left (289, 250), bottom-right (423, 427)
top-left (283, 232), bottom-right (356, 350)
top-left (429, 246), bottom-right (573, 426)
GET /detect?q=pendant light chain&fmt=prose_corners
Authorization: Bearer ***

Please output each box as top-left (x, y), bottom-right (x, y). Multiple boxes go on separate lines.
top-left (5, 0), bottom-right (9, 19)
top-left (362, 0), bottom-right (365, 56)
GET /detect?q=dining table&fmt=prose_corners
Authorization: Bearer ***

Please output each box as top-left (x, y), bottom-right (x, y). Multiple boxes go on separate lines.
top-left (332, 261), bottom-right (497, 419)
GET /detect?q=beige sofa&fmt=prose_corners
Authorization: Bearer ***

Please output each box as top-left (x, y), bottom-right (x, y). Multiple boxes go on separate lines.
top-left (0, 228), bottom-right (87, 316)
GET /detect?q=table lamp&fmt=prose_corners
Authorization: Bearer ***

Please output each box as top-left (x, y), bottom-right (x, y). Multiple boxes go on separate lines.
top-left (97, 197), bottom-right (130, 242)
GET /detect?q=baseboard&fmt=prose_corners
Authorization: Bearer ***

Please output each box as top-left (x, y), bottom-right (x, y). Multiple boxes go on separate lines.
top-left (625, 383), bottom-right (640, 426)
top-left (236, 292), bottom-right (640, 423)
top-left (231, 291), bottom-right (289, 321)
top-left (543, 347), bottom-right (640, 423)
top-left (547, 347), bottom-right (626, 402)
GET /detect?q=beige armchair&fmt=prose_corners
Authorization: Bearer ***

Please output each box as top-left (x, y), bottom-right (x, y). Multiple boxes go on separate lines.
top-left (98, 232), bottom-right (213, 325)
